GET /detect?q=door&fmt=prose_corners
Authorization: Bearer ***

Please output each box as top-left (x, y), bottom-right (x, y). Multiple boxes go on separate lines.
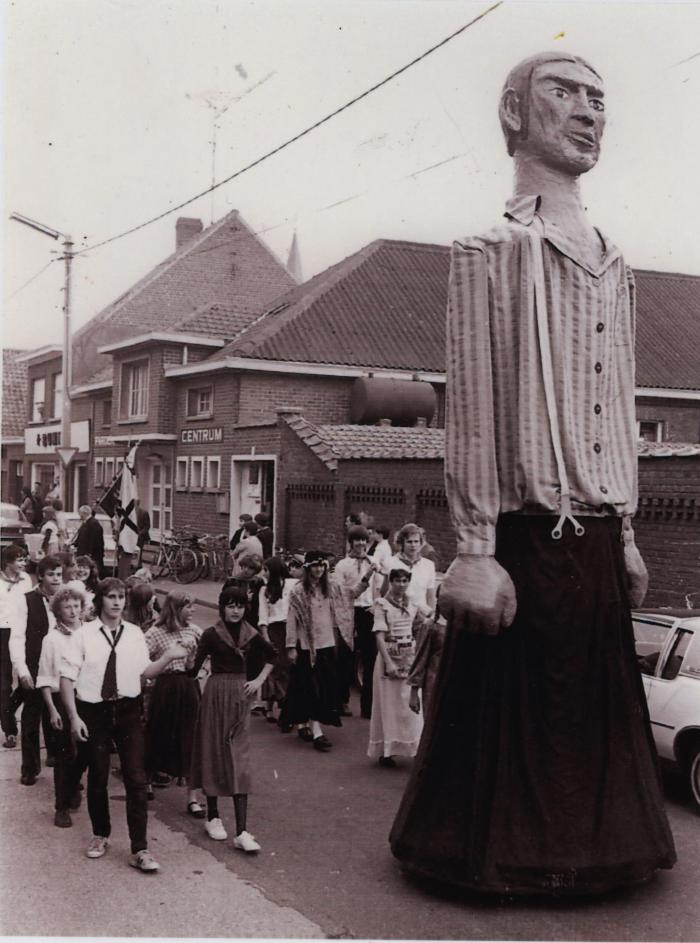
top-left (148, 459), bottom-right (173, 540)
top-left (230, 457), bottom-right (276, 538)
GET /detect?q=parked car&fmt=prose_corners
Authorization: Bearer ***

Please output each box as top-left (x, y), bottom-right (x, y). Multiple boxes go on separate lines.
top-left (62, 511), bottom-right (117, 571)
top-left (0, 501), bottom-right (34, 551)
top-left (632, 609), bottom-right (700, 811)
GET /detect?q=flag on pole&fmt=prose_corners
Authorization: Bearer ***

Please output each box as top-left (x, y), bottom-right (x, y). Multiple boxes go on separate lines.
top-left (117, 444), bottom-right (140, 555)
top-left (96, 474), bottom-right (121, 519)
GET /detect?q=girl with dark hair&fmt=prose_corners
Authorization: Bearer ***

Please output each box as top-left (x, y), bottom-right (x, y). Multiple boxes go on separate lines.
top-left (188, 585), bottom-right (274, 852)
top-left (284, 551), bottom-right (354, 752)
top-left (144, 591), bottom-right (204, 816)
top-left (257, 557), bottom-right (296, 726)
top-left (368, 569), bottom-right (424, 768)
top-left (75, 556), bottom-right (100, 594)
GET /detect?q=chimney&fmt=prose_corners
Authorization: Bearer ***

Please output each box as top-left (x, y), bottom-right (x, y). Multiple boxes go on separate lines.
top-left (377, 418), bottom-right (392, 427)
top-left (176, 217), bottom-right (203, 249)
top-left (414, 417), bottom-right (427, 428)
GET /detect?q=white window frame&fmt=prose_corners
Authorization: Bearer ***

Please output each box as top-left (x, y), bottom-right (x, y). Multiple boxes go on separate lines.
top-left (176, 456), bottom-right (189, 491)
top-left (94, 458), bottom-right (104, 487)
top-left (206, 456), bottom-right (221, 491)
top-left (186, 385), bottom-right (214, 419)
top-left (637, 419), bottom-right (664, 443)
top-left (31, 377), bottom-right (46, 422)
top-left (105, 457), bottom-right (115, 483)
top-left (116, 457), bottom-right (125, 476)
top-left (190, 455), bottom-right (205, 491)
top-left (120, 358), bottom-right (149, 420)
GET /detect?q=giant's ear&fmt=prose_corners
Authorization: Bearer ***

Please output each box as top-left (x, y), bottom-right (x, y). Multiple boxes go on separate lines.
top-left (500, 87), bottom-right (522, 134)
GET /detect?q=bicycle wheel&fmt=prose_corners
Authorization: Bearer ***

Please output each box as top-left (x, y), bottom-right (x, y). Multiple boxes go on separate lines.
top-left (173, 547), bottom-right (202, 584)
top-left (149, 546), bottom-right (168, 579)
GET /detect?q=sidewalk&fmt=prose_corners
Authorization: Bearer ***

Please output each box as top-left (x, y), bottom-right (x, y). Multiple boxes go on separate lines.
top-left (0, 743), bottom-right (322, 938)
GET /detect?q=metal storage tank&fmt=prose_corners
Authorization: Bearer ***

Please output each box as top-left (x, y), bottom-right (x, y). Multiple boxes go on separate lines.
top-left (349, 377), bottom-right (436, 426)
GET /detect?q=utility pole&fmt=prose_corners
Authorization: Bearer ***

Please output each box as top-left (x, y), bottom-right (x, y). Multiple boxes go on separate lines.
top-left (10, 212), bottom-right (76, 507)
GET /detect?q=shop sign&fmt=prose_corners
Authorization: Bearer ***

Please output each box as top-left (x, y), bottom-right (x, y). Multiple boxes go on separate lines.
top-left (25, 420), bottom-right (90, 455)
top-left (180, 427), bottom-right (223, 445)
top-left (95, 435), bottom-right (116, 447)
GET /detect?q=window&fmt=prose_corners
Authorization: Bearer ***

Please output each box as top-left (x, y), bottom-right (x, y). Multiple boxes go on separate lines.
top-left (116, 457), bottom-right (124, 476)
top-left (186, 386), bottom-right (213, 418)
top-left (105, 457), bottom-right (115, 483)
top-left (637, 420), bottom-right (663, 443)
top-left (661, 630), bottom-right (693, 681)
top-left (120, 358), bottom-right (149, 419)
top-left (31, 378), bottom-right (46, 422)
top-left (632, 619), bottom-right (673, 676)
top-left (176, 457), bottom-right (189, 490)
top-left (190, 456), bottom-right (204, 490)
top-left (102, 399), bottom-right (112, 427)
top-left (94, 458), bottom-right (104, 487)
top-left (51, 372), bottom-right (63, 420)
top-left (206, 456), bottom-right (221, 491)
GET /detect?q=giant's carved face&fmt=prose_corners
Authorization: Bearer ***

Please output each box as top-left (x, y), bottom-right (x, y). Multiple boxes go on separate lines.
top-left (520, 60), bottom-right (606, 175)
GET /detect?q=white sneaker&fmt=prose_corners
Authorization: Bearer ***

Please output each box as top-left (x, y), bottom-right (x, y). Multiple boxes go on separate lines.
top-left (233, 830), bottom-right (261, 853)
top-left (86, 836), bottom-right (109, 859)
top-left (205, 817), bottom-right (227, 840)
top-left (129, 849), bottom-right (160, 872)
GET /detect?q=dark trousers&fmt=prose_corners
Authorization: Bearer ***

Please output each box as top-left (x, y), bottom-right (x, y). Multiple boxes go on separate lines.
top-left (19, 687), bottom-right (50, 779)
top-left (336, 637), bottom-right (354, 707)
top-left (44, 693), bottom-right (87, 811)
top-left (77, 697), bottom-right (148, 853)
top-left (0, 628), bottom-right (17, 738)
top-left (355, 607), bottom-right (376, 719)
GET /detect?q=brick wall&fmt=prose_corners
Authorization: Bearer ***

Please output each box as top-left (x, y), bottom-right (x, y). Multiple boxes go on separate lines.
top-left (238, 373), bottom-right (354, 426)
top-left (636, 397), bottom-right (700, 443)
top-left (634, 456), bottom-right (700, 608)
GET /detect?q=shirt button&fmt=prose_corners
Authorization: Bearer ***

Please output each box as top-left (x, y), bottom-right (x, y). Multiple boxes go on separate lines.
top-left (596, 322), bottom-right (604, 333)
top-left (593, 443), bottom-right (602, 453)
top-left (594, 362), bottom-right (602, 374)
top-left (594, 404), bottom-right (602, 415)
top-left (600, 485), bottom-right (608, 494)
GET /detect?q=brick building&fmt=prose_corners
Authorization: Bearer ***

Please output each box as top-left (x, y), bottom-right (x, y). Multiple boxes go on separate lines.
top-left (1, 348), bottom-right (28, 504)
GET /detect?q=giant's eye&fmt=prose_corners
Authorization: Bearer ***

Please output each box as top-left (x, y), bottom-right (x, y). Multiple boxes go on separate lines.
top-left (552, 86), bottom-right (568, 99)
top-left (590, 98), bottom-right (605, 112)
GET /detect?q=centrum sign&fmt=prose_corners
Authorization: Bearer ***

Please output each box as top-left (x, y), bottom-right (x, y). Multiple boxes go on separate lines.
top-left (180, 427), bottom-right (223, 445)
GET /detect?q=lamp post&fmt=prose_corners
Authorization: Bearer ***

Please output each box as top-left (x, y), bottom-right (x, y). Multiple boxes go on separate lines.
top-left (10, 212), bottom-right (74, 507)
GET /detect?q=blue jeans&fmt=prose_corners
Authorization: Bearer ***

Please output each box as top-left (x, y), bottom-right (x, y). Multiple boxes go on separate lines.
top-left (77, 697), bottom-right (148, 853)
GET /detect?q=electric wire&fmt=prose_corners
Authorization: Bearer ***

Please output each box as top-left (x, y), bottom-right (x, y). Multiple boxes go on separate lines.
top-left (75, 1), bottom-right (503, 257)
top-left (5, 258), bottom-right (56, 301)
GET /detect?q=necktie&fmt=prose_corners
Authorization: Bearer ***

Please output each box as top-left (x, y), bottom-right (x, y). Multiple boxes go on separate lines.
top-left (100, 626), bottom-right (122, 701)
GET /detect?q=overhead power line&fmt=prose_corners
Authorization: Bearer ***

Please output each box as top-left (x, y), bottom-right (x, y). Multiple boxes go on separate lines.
top-left (6, 258), bottom-right (56, 300)
top-left (76, 1), bottom-right (503, 257)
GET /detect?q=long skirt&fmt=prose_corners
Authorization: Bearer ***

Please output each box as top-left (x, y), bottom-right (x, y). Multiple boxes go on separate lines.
top-left (283, 646), bottom-right (342, 728)
top-left (368, 660), bottom-right (423, 759)
top-left (390, 515), bottom-right (676, 896)
top-left (144, 672), bottom-right (200, 780)
top-left (261, 621), bottom-right (290, 704)
top-left (190, 674), bottom-right (251, 796)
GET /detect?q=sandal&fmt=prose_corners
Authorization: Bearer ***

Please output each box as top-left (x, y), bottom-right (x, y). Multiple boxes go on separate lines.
top-left (187, 800), bottom-right (206, 819)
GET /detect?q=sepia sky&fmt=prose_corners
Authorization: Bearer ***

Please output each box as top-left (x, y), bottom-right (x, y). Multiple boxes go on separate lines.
top-left (3, 0), bottom-right (700, 352)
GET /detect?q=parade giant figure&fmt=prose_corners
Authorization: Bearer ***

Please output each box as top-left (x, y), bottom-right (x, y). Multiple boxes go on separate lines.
top-left (390, 51), bottom-right (676, 896)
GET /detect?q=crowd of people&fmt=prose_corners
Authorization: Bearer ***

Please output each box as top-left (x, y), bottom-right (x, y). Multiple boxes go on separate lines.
top-left (0, 515), bottom-right (445, 873)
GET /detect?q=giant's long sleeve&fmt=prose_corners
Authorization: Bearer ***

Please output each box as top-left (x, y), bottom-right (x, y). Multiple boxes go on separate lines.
top-left (444, 242), bottom-right (500, 556)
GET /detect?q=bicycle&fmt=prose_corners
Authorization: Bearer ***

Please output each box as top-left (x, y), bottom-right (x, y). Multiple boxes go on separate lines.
top-left (198, 533), bottom-right (235, 581)
top-left (148, 531), bottom-right (205, 584)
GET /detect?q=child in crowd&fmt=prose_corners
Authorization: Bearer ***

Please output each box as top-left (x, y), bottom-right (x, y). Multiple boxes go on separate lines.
top-left (37, 584), bottom-right (88, 827)
top-left (145, 591), bottom-right (204, 816)
top-left (189, 584), bottom-right (273, 852)
top-left (368, 569), bottom-right (424, 768)
top-left (257, 557), bottom-right (296, 727)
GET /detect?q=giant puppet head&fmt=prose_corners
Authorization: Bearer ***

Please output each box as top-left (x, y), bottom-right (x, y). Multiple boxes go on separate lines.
top-left (499, 52), bottom-right (606, 176)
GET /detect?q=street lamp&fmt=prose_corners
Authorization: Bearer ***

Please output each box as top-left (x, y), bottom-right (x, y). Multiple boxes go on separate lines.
top-left (10, 212), bottom-right (74, 507)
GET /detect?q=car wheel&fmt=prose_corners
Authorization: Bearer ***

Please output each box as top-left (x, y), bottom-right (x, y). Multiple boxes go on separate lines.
top-left (689, 746), bottom-right (700, 812)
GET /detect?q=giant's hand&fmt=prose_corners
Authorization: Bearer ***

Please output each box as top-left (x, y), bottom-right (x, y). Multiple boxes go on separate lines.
top-left (439, 555), bottom-right (517, 635)
top-left (623, 541), bottom-right (649, 609)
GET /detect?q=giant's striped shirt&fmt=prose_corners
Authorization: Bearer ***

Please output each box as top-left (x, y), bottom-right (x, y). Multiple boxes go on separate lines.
top-left (446, 194), bottom-right (638, 556)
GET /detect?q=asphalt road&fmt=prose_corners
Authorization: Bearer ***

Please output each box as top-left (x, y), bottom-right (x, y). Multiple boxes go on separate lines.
top-left (1, 598), bottom-right (698, 940)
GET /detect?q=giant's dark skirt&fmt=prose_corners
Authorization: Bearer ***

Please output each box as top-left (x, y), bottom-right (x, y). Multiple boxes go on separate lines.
top-left (389, 515), bottom-right (676, 896)
top-left (144, 672), bottom-right (200, 780)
